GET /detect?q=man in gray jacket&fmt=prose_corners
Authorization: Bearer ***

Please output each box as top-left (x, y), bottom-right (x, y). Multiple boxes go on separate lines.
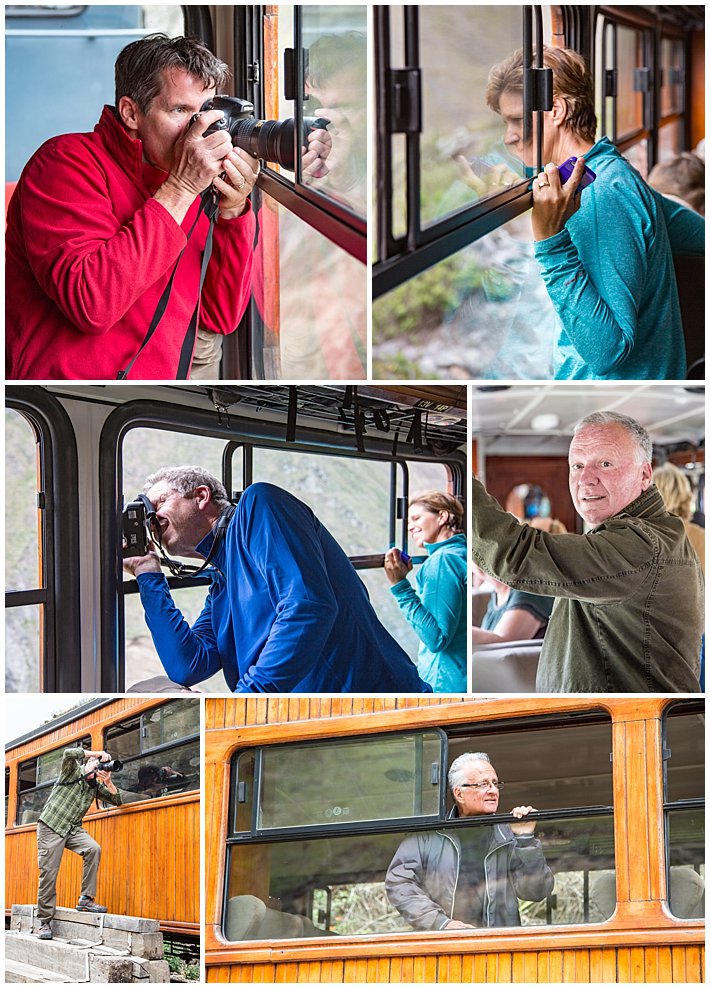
top-left (385, 752), bottom-right (553, 930)
top-left (473, 411), bottom-right (703, 692)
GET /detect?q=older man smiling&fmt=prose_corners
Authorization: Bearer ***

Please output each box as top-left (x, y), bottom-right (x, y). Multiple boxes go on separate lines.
top-left (473, 411), bottom-right (703, 693)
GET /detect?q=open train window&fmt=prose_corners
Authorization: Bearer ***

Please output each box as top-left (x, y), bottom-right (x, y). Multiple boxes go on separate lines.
top-left (5, 389), bottom-right (81, 692)
top-left (16, 737), bottom-right (91, 827)
top-left (223, 710), bottom-right (615, 941)
top-left (103, 699), bottom-right (200, 805)
top-left (662, 701), bottom-right (705, 921)
top-left (372, 5), bottom-right (554, 378)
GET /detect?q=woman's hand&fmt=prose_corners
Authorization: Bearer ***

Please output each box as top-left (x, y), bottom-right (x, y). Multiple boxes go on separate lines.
top-left (384, 548), bottom-right (413, 585)
top-left (531, 157), bottom-right (586, 242)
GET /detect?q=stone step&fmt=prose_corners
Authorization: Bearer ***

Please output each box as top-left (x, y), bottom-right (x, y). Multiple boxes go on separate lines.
top-left (11, 911), bottom-right (163, 960)
top-left (5, 932), bottom-right (170, 983)
top-left (12, 905), bottom-right (160, 935)
top-left (5, 959), bottom-right (75, 983)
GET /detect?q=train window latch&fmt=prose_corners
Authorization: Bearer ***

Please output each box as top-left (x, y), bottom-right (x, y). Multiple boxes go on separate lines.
top-left (387, 68), bottom-right (422, 135)
top-left (525, 67), bottom-right (553, 112)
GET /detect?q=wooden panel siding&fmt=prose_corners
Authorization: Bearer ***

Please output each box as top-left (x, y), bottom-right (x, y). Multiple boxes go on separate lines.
top-left (6, 698), bottom-right (199, 934)
top-left (205, 697), bottom-right (704, 984)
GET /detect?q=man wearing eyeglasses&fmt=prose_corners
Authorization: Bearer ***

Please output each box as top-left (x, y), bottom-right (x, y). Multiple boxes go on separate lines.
top-left (385, 752), bottom-right (553, 930)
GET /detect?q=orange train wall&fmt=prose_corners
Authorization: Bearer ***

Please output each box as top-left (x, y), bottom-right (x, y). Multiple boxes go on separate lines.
top-left (5, 698), bottom-right (199, 934)
top-left (204, 697), bottom-right (704, 984)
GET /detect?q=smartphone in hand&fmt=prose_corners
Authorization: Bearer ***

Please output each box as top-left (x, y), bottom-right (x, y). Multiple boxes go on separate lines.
top-left (558, 156), bottom-right (596, 190)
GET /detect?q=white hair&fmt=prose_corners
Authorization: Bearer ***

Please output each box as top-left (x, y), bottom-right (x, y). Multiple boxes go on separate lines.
top-left (574, 411), bottom-right (652, 464)
top-left (143, 466), bottom-right (230, 508)
top-left (448, 751), bottom-right (492, 791)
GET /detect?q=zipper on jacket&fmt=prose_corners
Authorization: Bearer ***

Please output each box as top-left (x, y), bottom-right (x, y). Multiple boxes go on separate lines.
top-left (482, 826), bottom-right (514, 927)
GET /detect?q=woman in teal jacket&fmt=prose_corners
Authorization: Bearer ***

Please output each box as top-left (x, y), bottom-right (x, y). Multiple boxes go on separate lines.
top-left (384, 491), bottom-right (467, 692)
top-left (486, 46), bottom-right (704, 380)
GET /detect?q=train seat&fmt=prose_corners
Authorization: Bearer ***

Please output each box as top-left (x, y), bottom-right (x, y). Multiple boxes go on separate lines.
top-left (471, 640), bottom-right (542, 693)
top-left (225, 895), bottom-right (336, 940)
top-left (472, 589), bottom-right (493, 627)
top-left (590, 867), bottom-right (705, 920)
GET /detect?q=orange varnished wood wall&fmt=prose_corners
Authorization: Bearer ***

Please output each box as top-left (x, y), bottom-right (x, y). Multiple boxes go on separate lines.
top-left (5, 699), bottom-right (199, 934)
top-left (204, 697), bottom-right (704, 983)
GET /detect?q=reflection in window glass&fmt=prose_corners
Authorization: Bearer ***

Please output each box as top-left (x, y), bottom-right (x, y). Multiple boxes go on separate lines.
top-left (373, 209), bottom-right (556, 380)
top-left (5, 409), bottom-right (41, 594)
top-left (616, 26), bottom-right (645, 138)
top-left (6, 605), bottom-right (41, 693)
top-left (256, 733), bottom-right (442, 831)
top-left (667, 808), bottom-right (705, 919)
top-left (251, 189), bottom-right (366, 379)
top-left (665, 705), bottom-right (705, 920)
top-left (661, 38), bottom-right (683, 117)
top-left (224, 813), bottom-right (614, 939)
top-left (302, 6), bottom-right (367, 216)
top-left (418, 6), bottom-right (527, 228)
top-left (6, 4), bottom-right (185, 181)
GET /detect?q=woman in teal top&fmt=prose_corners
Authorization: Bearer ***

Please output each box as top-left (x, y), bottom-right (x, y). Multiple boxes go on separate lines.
top-left (384, 491), bottom-right (467, 693)
top-left (486, 46), bottom-right (704, 380)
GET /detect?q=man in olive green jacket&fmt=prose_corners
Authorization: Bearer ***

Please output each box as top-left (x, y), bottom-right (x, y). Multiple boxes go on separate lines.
top-left (473, 411), bottom-right (703, 693)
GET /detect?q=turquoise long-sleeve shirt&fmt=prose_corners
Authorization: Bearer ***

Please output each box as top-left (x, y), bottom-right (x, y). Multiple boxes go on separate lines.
top-left (534, 137), bottom-right (704, 380)
top-left (390, 534), bottom-right (468, 692)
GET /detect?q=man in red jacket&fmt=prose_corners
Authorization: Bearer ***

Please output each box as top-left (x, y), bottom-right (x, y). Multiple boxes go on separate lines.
top-left (6, 34), bottom-right (257, 380)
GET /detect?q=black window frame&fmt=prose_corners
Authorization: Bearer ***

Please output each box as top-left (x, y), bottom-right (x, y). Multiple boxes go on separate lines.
top-left (15, 736), bottom-right (92, 827)
top-left (223, 708), bottom-right (616, 940)
top-left (102, 699), bottom-right (200, 806)
top-left (373, 4), bottom-right (550, 300)
top-left (661, 698), bottom-right (705, 918)
top-left (5, 387), bottom-right (82, 692)
top-left (99, 397), bottom-right (465, 691)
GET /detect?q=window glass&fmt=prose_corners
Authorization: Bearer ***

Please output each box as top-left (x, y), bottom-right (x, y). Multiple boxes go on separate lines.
top-left (661, 37), bottom-right (683, 117)
top-left (250, 188), bottom-right (367, 379)
top-left (104, 700), bottom-right (200, 804)
top-left (302, 6), bottom-right (367, 216)
top-left (5, 606), bottom-right (42, 693)
top-left (224, 812), bottom-right (615, 939)
top-left (17, 737), bottom-right (91, 825)
top-left (357, 568), bottom-right (419, 659)
top-left (622, 139), bottom-right (648, 179)
top-left (255, 733), bottom-right (442, 832)
top-left (418, 6), bottom-right (528, 229)
top-left (616, 25), bottom-right (645, 138)
top-left (6, 4), bottom-right (185, 182)
top-left (658, 121), bottom-right (682, 162)
top-left (5, 409), bottom-right (41, 594)
top-left (373, 208), bottom-right (556, 380)
top-left (5, 767), bottom-right (10, 826)
top-left (664, 705), bottom-right (705, 920)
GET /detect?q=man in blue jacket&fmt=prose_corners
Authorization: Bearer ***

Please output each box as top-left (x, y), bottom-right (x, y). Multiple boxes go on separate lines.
top-left (123, 466), bottom-right (432, 693)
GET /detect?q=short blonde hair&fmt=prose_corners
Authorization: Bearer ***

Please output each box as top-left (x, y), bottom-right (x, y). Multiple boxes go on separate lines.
top-left (487, 45), bottom-right (597, 144)
top-left (652, 463), bottom-right (694, 521)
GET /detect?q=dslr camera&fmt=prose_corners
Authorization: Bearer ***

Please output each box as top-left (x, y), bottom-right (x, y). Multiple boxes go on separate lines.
top-left (122, 494), bottom-right (155, 559)
top-left (196, 95), bottom-right (329, 171)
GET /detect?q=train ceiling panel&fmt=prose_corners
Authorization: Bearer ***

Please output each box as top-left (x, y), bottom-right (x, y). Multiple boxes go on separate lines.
top-left (471, 384), bottom-right (704, 455)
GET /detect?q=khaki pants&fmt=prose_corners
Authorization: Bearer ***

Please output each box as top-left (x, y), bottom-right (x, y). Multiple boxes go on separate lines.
top-left (37, 820), bottom-right (101, 923)
top-left (189, 327), bottom-right (224, 379)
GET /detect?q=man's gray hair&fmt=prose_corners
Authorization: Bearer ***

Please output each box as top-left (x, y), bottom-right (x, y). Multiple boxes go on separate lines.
top-left (448, 751), bottom-right (492, 791)
top-left (143, 466), bottom-right (230, 508)
top-left (574, 411), bottom-right (653, 464)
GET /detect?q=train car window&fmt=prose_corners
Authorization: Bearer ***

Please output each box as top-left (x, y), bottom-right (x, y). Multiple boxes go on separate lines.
top-left (661, 37), bottom-right (684, 117)
top-left (16, 737), bottom-right (92, 826)
top-left (103, 699), bottom-right (200, 805)
top-left (5, 4), bottom-right (185, 183)
top-left (5, 410), bottom-right (43, 692)
top-left (663, 702), bottom-right (705, 921)
top-left (5, 767), bottom-right (11, 827)
top-left (224, 711), bottom-right (615, 940)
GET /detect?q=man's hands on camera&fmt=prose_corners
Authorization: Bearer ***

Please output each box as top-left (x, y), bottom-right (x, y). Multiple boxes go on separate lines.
top-left (214, 148), bottom-right (260, 220)
top-left (123, 545), bottom-right (162, 579)
top-left (302, 121), bottom-right (333, 179)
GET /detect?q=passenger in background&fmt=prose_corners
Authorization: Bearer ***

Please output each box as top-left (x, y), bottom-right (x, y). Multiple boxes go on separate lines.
top-left (486, 46), bottom-right (704, 380)
top-left (472, 562), bottom-right (555, 646)
top-left (473, 411), bottom-right (703, 692)
top-left (648, 153), bottom-right (705, 216)
top-left (385, 492), bottom-right (467, 692)
top-left (652, 463), bottom-right (705, 574)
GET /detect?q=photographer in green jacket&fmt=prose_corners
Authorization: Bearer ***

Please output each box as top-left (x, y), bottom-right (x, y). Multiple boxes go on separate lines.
top-left (473, 411), bottom-right (703, 693)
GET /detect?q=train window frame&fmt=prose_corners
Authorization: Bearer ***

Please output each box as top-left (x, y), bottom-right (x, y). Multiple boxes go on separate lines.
top-left (661, 699), bottom-right (705, 922)
top-left (100, 395), bottom-right (465, 691)
top-left (102, 699), bottom-right (200, 807)
top-left (222, 709), bottom-right (618, 943)
top-left (15, 736), bottom-right (92, 828)
top-left (5, 387), bottom-right (82, 693)
top-left (373, 5), bottom-right (550, 301)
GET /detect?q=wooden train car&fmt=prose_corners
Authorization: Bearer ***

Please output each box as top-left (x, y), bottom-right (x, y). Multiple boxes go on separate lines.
top-left (5, 697), bottom-right (199, 941)
top-left (205, 696), bottom-right (704, 983)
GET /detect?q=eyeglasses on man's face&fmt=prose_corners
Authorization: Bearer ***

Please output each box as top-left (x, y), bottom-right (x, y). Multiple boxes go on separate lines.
top-left (459, 781), bottom-right (504, 791)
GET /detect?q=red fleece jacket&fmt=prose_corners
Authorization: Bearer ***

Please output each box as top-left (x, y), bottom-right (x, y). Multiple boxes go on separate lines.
top-left (6, 106), bottom-right (255, 380)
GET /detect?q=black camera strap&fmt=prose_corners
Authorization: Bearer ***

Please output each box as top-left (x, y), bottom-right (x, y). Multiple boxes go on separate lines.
top-left (142, 499), bottom-right (237, 579)
top-left (116, 187), bottom-right (219, 381)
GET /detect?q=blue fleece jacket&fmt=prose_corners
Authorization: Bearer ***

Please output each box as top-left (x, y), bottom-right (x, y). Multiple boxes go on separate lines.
top-left (534, 137), bottom-right (704, 380)
top-left (136, 483), bottom-right (432, 694)
top-left (390, 534), bottom-right (468, 692)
